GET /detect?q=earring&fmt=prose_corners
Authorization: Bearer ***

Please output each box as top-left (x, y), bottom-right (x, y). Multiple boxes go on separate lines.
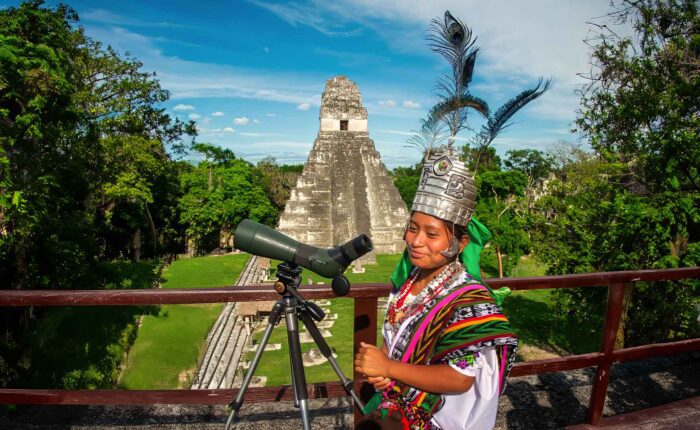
top-left (440, 235), bottom-right (460, 258)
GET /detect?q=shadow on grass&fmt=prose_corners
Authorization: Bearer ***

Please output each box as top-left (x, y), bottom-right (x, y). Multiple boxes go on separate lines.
top-left (22, 260), bottom-right (162, 389)
top-left (503, 292), bottom-right (603, 357)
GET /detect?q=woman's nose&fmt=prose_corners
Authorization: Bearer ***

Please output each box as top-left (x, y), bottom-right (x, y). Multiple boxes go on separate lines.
top-left (409, 232), bottom-right (424, 247)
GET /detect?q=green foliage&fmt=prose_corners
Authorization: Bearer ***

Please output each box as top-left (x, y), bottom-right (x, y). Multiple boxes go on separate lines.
top-left (17, 260), bottom-right (160, 389)
top-left (460, 145), bottom-right (501, 174)
top-left (503, 149), bottom-right (555, 189)
top-left (254, 156), bottom-right (302, 211)
top-left (476, 170), bottom-right (529, 277)
top-left (0, 1), bottom-right (190, 386)
top-left (179, 152), bottom-right (278, 253)
top-left (389, 164), bottom-right (422, 208)
top-left (533, 1), bottom-right (700, 346)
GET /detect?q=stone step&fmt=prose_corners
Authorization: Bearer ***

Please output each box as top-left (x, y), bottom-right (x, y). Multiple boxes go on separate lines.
top-left (201, 314), bottom-right (239, 389)
top-left (192, 303), bottom-right (237, 388)
top-left (208, 321), bottom-right (245, 389)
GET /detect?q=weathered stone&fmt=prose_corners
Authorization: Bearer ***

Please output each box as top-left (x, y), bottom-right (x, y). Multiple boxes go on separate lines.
top-left (277, 76), bottom-right (408, 262)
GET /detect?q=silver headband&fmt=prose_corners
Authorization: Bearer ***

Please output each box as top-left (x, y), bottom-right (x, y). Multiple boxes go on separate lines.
top-left (412, 152), bottom-right (477, 227)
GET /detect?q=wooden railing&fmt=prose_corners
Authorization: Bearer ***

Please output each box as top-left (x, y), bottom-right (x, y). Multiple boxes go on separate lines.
top-left (1, 267), bottom-right (699, 427)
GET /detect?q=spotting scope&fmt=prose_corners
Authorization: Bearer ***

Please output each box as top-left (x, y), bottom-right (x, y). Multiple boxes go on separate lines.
top-left (234, 219), bottom-right (373, 279)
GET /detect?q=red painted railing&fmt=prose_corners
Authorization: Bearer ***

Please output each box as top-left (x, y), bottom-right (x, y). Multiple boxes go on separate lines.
top-left (1, 267), bottom-right (699, 427)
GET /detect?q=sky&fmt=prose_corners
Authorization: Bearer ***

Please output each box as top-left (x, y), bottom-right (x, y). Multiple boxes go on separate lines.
top-left (7, 0), bottom-right (632, 168)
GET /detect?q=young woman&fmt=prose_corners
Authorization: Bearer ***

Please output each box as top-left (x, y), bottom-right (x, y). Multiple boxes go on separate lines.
top-left (354, 152), bottom-right (518, 430)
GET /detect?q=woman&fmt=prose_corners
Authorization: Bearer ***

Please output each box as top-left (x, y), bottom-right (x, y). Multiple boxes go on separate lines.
top-left (354, 152), bottom-right (518, 430)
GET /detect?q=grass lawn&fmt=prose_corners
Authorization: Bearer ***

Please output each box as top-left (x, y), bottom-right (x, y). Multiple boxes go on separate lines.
top-left (119, 253), bottom-right (250, 389)
top-left (24, 260), bottom-right (160, 389)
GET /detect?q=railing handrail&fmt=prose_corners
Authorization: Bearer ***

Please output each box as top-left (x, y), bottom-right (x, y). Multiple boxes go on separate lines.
top-left (1, 266), bottom-right (698, 307)
top-left (1, 266), bottom-right (699, 428)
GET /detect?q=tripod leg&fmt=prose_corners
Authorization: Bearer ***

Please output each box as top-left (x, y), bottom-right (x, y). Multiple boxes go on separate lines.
top-left (225, 301), bottom-right (284, 428)
top-left (284, 297), bottom-right (312, 430)
top-left (298, 310), bottom-right (367, 413)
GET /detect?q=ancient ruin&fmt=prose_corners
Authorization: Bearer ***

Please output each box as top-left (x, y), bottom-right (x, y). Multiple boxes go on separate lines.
top-left (277, 76), bottom-right (408, 261)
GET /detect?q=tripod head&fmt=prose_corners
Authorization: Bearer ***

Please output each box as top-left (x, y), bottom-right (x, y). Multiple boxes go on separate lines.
top-left (273, 262), bottom-right (325, 322)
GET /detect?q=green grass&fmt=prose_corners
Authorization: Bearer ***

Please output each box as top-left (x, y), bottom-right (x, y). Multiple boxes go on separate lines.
top-left (119, 253), bottom-right (250, 389)
top-left (501, 256), bottom-right (603, 355)
top-left (24, 260), bottom-right (160, 389)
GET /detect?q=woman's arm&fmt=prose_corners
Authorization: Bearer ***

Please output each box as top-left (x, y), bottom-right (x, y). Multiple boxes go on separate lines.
top-left (355, 342), bottom-right (474, 394)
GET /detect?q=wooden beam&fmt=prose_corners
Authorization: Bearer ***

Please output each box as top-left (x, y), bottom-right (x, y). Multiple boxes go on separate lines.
top-left (510, 353), bottom-right (603, 377)
top-left (2, 267), bottom-right (699, 307)
top-left (353, 297), bottom-right (378, 425)
top-left (587, 282), bottom-right (627, 426)
top-left (0, 383), bottom-right (349, 405)
top-left (612, 338), bottom-right (700, 363)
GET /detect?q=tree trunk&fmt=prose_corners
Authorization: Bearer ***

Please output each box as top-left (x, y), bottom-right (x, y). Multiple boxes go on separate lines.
top-left (132, 228), bottom-right (141, 262)
top-left (496, 245), bottom-right (504, 278)
top-left (144, 201), bottom-right (157, 256)
top-left (614, 283), bottom-right (634, 350)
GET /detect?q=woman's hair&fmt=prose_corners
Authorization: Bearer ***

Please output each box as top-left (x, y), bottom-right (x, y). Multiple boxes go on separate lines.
top-left (404, 211), bottom-right (469, 242)
top-left (446, 220), bottom-right (468, 242)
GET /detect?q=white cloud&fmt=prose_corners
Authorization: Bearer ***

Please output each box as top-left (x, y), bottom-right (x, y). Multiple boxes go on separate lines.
top-left (223, 127), bottom-right (236, 133)
top-left (266, 113), bottom-right (276, 117)
top-left (379, 99), bottom-right (397, 107)
top-left (253, 119), bottom-right (261, 124)
top-left (249, 0), bottom-right (362, 37)
top-left (234, 117), bottom-right (250, 125)
top-left (82, 9), bottom-right (190, 28)
top-left (239, 132), bottom-right (280, 137)
top-left (212, 111), bottom-right (225, 116)
top-left (297, 103), bottom-right (311, 111)
top-left (402, 100), bottom-right (421, 109)
top-left (174, 104), bottom-right (195, 111)
top-left (377, 129), bottom-right (414, 136)
top-left (188, 113), bottom-right (201, 120)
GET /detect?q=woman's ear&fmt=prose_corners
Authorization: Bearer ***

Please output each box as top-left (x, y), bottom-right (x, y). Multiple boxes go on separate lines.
top-left (458, 235), bottom-right (470, 253)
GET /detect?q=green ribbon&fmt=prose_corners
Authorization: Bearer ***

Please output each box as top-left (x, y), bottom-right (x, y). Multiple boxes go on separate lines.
top-left (389, 216), bottom-right (511, 306)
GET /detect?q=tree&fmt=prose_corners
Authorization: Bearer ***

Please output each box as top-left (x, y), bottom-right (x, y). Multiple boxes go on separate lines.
top-left (503, 149), bottom-right (554, 189)
top-left (568, 0), bottom-right (700, 346)
top-left (460, 145), bottom-right (501, 174)
top-left (477, 170), bottom-right (529, 277)
top-left (390, 164), bottom-right (422, 208)
top-left (179, 149), bottom-right (277, 254)
top-left (255, 156), bottom-right (302, 212)
top-left (0, 1), bottom-right (192, 386)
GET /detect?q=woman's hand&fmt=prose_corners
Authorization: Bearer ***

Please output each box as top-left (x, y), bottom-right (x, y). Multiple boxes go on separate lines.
top-left (354, 341), bottom-right (392, 378)
top-left (367, 375), bottom-right (392, 390)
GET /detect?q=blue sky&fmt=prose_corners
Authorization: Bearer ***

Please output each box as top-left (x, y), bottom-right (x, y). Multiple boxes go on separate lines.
top-left (7, 1), bottom-right (630, 168)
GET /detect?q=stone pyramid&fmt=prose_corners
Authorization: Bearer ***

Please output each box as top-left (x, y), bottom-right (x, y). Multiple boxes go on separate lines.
top-left (277, 76), bottom-right (408, 261)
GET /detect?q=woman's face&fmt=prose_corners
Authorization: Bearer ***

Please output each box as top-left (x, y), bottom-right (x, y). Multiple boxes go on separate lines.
top-left (405, 212), bottom-right (467, 272)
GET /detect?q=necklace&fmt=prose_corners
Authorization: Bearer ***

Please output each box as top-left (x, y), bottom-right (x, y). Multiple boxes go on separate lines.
top-left (387, 261), bottom-right (462, 328)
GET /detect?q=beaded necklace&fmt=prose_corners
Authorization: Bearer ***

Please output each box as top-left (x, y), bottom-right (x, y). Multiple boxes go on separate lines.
top-left (387, 261), bottom-right (462, 328)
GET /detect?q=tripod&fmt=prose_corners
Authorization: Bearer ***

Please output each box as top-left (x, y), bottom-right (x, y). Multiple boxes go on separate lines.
top-left (225, 262), bottom-right (365, 430)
